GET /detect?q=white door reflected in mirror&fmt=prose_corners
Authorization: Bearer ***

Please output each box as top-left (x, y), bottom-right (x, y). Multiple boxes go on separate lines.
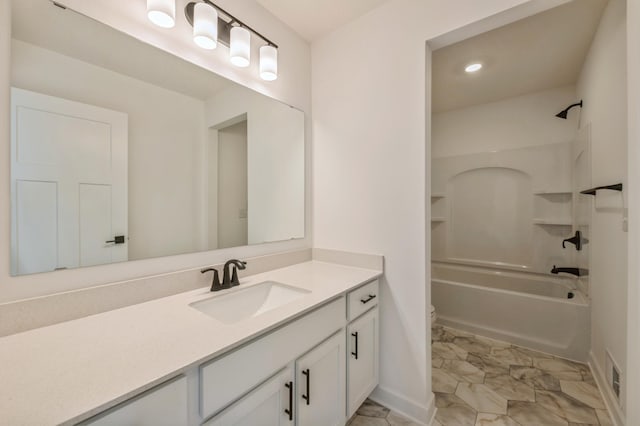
top-left (10, 88), bottom-right (128, 275)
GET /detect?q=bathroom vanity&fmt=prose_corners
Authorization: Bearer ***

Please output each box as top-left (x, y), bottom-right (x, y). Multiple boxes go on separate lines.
top-left (0, 260), bottom-right (381, 425)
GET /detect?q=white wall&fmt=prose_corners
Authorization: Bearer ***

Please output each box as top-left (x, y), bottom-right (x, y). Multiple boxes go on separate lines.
top-left (0, 0), bottom-right (311, 302)
top-left (11, 39), bottom-right (207, 261)
top-left (205, 85), bottom-right (305, 245)
top-left (626, 0), bottom-right (640, 424)
top-left (311, 0), bottom-right (546, 421)
top-left (432, 85), bottom-right (578, 158)
top-left (576, 0), bottom-right (628, 421)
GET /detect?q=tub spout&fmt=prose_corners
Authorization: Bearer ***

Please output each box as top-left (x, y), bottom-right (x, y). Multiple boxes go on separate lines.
top-left (551, 266), bottom-right (588, 277)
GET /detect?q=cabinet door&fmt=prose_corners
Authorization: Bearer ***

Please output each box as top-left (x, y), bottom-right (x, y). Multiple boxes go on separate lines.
top-left (204, 367), bottom-right (295, 426)
top-left (347, 308), bottom-right (379, 417)
top-left (296, 330), bottom-right (346, 426)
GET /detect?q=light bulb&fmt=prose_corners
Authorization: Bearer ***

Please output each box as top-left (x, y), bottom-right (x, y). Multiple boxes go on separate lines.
top-left (193, 3), bottom-right (218, 49)
top-left (260, 45), bottom-right (278, 81)
top-left (465, 63), bottom-right (483, 73)
top-left (230, 27), bottom-right (251, 67)
top-left (147, 0), bottom-right (175, 28)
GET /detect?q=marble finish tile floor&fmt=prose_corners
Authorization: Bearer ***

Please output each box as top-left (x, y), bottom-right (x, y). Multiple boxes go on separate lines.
top-left (432, 325), bottom-right (614, 426)
top-left (347, 399), bottom-right (421, 425)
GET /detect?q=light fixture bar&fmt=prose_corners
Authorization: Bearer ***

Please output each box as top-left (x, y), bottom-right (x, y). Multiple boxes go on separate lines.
top-left (185, 1), bottom-right (278, 49)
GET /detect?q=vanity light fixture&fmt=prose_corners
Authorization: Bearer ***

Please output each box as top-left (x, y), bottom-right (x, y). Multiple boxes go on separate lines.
top-left (193, 2), bottom-right (218, 50)
top-left (260, 45), bottom-right (278, 81)
top-left (465, 63), bottom-right (483, 73)
top-left (147, 0), bottom-right (176, 28)
top-left (230, 26), bottom-right (251, 67)
top-left (182, 1), bottom-right (279, 80)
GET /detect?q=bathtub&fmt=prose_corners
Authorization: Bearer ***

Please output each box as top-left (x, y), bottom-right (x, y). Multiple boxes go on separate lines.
top-left (431, 261), bottom-right (590, 361)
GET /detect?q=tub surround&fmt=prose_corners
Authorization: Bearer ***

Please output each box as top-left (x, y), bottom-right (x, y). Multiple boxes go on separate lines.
top-left (0, 253), bottom-right (382, 425)
top-left (431, 142), bottom-right (574, 275)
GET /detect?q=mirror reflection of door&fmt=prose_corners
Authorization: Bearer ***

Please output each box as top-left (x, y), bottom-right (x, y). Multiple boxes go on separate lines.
top-left (10, 88), bottom-right (128, 275)
top-left (211, 120), bottom-right (248, 249)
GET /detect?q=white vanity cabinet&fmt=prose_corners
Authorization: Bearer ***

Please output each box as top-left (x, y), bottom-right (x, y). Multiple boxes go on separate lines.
top-left (345, 279), bottom-right (379, 418)
top-left (75, 279), bottom-right (380, 426)
top-left (297, 330), bottom-right (346, 426)
top-left (207, 330), bottom-right (346, 426)
top-left (199, 298), bottom-right (345, 419)
top-left (347, 308), bottom-right (379, 417)
top-left (203, 367), bottom-right (295, 426)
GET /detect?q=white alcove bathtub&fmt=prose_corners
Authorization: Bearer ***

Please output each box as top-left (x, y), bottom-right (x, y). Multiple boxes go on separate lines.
top-left (431, 261), bottom-right (590, 361)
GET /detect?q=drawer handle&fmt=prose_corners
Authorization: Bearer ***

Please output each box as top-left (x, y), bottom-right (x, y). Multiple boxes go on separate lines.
top-left (351, 332), bottom-right (359, 360)
top-left (360, 294), bottom-right (377, 304)
top-left (302, 369), bottom-right (310, 405)
top-left (284, 381), bottom-right (293, 421)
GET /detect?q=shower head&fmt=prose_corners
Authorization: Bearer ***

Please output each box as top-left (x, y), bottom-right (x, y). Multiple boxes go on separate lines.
top-left (555, 100), bottom-right (583, 119)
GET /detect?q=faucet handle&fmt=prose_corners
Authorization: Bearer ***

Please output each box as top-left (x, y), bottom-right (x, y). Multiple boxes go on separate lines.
top-left (202, 268), bottom-right (223, 292)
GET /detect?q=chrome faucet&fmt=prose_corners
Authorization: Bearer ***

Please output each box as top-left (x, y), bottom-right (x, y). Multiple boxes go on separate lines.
top-left (223, 259), bottom-right (247, 287)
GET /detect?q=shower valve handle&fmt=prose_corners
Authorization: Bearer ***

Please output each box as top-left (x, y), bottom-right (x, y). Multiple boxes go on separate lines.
top-left (562, 230), bottom-right (587, 251)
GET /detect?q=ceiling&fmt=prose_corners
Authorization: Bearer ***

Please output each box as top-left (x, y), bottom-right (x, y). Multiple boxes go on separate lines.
top-left (432, 0), bottom-right (608, 113)
top-left (256, 0), bottom-right (388, 42)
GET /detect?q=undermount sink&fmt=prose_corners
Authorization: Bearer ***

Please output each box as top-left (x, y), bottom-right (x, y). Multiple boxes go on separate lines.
top-left (190, 281), bottom-right (310, 324)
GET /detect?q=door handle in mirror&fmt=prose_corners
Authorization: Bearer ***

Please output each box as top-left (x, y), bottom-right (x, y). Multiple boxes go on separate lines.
top-left (105, 235), bottom-right (126, 244)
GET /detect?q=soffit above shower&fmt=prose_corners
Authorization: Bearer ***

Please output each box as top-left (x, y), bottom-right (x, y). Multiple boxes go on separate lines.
top-left (432, 0), bottom-right (608, 114)
top-left (255, 0), bottom-right (389, 42)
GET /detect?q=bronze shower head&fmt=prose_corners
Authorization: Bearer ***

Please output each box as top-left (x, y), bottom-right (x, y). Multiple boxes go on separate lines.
top-left (556, 100), bottom-right (583, 119)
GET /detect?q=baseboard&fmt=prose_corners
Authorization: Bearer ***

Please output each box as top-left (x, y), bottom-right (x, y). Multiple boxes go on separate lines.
top-left (427, 393), bottom-right (438, 426)
top-left (368, 385), bottom-right (435, 426)
top-left (588, 351), bottom-right (625, 426)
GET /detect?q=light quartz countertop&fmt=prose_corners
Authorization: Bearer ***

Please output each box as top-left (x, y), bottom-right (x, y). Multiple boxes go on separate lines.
top-left (0, 260), bottom-right (382, 425)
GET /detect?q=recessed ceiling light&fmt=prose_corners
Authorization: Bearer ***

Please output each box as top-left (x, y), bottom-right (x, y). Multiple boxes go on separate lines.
top-left (465, 63), bottom-right (483, 73)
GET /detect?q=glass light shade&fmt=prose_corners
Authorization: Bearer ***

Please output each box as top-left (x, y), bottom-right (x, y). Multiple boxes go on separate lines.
top-left (193, 3), bottom-right (218, 50)
top-left (147, 0), bottom-right (175, 28)
top-left (230, 27), bottom-right (251, 67)
top-left (260, 45), bottom-right (278, 81)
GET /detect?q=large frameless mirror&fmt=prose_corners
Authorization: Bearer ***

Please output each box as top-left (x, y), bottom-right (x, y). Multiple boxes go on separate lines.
top-left (9, 1), bottom-right (304, 276)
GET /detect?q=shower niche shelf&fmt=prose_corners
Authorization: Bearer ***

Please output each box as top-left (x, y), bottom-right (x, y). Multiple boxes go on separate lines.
top-left (533, 219), bottom-right (572, 226)
top-left (533, 190), bottom-right (572, 228)
top-left (533, 190), bottom-right (572, 196)
top-left (431, 194), bottom-right (447, 222)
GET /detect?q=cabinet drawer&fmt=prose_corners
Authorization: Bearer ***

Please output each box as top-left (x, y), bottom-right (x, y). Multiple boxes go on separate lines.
top-left (200, 297), bottom-right (346, 419)
top-left (347, 280), bottom-right (379, 321)
top-left (80, 376), bottom-right (187, 426)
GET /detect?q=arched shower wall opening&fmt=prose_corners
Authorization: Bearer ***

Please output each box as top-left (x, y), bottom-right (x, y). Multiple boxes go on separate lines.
top-left (446, 166), bottom-right (533, 268)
